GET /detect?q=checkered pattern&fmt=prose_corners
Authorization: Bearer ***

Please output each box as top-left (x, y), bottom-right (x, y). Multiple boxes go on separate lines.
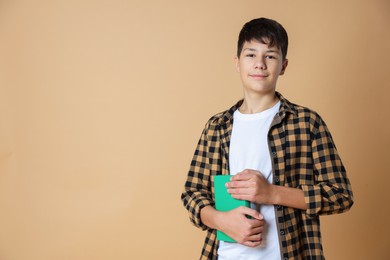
top-left (181, 92), bottom-right (354, 259)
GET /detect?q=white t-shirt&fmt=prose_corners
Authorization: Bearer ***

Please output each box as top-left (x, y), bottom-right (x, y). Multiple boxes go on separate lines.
top-left (217, 101), bottom-right (281, 260)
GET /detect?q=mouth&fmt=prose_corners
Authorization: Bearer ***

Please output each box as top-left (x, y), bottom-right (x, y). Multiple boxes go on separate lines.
top-left (249, 74), bottom-right (268, 80)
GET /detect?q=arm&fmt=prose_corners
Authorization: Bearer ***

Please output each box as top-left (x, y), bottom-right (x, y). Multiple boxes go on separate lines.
top-left (227, 115), bottom-right (354, 217)
top-left (181, 124), bottom-right (214, 230)
top-left (272, 184), bottom-right (307, 210)
top-left (300, 115), bottom-right (354, 217)
top-left (227, 169), bottom-right (307, 210)
top-left (181, 120), bottom-right (265, 247)
top-left (200, 205), bottom-right (265, 247)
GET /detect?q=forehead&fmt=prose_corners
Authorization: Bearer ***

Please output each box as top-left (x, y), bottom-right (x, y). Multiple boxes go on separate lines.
top-left (242, 40), bottom-right (281, 52)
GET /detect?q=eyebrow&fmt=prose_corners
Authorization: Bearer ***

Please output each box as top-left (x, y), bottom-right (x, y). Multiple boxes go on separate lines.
top-left (243, 48), bottom-right (257, 52)
top-left (243, 48), bottom-right (279, 53)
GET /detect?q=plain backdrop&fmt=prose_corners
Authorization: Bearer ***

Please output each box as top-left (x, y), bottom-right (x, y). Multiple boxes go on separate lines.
top-left (0, 0), bottom-right (389, 259)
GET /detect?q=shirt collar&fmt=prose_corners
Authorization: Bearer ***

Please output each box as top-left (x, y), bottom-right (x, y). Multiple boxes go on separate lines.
top-left (217, 92), bottom-right (297, 126)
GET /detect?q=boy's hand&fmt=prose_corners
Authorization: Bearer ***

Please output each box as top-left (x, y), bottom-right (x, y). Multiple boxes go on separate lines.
top-left (219, 206), bottom-right (264, 247)
top-left (226, 169), bottom-right (275, 205)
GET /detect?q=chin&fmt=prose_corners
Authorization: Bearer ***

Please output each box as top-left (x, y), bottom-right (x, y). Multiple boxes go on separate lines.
top-left (245, 86), bottom-right (275, 95)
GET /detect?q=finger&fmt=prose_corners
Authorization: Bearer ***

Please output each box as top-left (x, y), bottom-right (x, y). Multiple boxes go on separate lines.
top-left (226, 180), bottom-right (244, 188)
top-left (230, 193), bottom-right (255, 202)
top-left (251, 226), bottom-right (264, 234)
top-left (238, 206), bottom-right (264, 220)
top-left (242, 239), bottom-right (262, 248)
top-left (227, 187), bottom-right (254, 195)
top-left (246, 232), bottom-right (263, 242)
top-left (247, 218), bottom-right (265, 229)
top-left (226, 180), bottom-right (256, 189)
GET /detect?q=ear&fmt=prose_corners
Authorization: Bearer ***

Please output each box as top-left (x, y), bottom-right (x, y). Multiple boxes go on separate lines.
top-left (234, 56), bottom-right (240, 72)
top-left (279, 59), bottom-right (288, 75)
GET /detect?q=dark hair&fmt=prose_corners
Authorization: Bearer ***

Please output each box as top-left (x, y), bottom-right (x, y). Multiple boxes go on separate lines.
top-left (237, 18), bottom-right (288, 60)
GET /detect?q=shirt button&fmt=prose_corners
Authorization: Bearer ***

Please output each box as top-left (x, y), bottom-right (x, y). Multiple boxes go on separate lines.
top-left (275, 177), bottom-right (280, 182)
top-left (284, 257), bottom-right (288, 260)
top-left (280, 230), bottom-right (285, 236)
top-left (272, 152), bottom-right (277, 157)
top-left (276, 205), bottom-right (281, 209)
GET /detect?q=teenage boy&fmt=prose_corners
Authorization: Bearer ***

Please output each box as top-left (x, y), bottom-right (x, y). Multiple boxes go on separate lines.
top-left (181, 17), bottom-right (353, 259)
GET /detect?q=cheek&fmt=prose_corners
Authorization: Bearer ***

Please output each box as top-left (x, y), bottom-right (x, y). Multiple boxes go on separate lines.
top-left (239, 67), bottom-right (248, 79)
top-left (268, 63), bottom-right (282, 75)
top-left (238, 63), bottom-right (251, 74)
top-left (277, 61), bottom-right (285, 71)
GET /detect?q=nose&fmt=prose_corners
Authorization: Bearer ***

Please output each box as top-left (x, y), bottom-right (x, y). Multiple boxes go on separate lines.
top-left (254, 58), bottom-right (266, 70)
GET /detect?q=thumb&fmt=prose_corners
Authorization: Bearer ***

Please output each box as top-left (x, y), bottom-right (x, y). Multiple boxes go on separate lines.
top-left (239, 206), bottom-right (263, 220)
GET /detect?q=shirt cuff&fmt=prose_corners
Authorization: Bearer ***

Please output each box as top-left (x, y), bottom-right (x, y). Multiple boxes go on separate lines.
top-left (300, 184), bottom-right (322, 218)
top-left (191, 197), bottom-right (214, 231)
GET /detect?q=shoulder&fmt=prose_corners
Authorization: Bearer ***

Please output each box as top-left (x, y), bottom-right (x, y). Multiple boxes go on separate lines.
top-left (204, 100), bottom-right (242, 128)
top-left (293, 103), bottom-right (323, 123)
top-left (282, 98), bottom-right (327, 134)
top-left (205, 111), bottom-right (226, 127)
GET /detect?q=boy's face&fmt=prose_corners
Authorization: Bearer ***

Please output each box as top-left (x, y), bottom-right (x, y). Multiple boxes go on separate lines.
top-left (235, 40), bottom-right (288, 96)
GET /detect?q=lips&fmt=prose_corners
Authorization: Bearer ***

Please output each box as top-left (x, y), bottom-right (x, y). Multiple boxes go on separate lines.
top-left (249, 74), bottom-right (268, 79)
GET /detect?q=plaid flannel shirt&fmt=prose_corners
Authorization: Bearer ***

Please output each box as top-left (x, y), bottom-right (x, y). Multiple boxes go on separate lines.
top-left (181, 92), bottom-right (353, 260)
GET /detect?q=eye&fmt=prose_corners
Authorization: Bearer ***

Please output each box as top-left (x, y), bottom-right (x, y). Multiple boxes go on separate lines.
top-left (266, 55), bottom-right (276, 59)
top-left (246, 53), bottom-right (255, 58)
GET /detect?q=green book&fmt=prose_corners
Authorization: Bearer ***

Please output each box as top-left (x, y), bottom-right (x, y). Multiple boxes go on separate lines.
top-left (213, 175), bottom-right (250, 243)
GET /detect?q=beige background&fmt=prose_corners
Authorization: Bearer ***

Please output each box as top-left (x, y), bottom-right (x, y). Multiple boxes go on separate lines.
top-left (0, 0), bottom-right (389, 259)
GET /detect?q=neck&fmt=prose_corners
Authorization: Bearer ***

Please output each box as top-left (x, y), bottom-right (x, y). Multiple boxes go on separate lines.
top-left (239, 91), bottom-right (279, 114)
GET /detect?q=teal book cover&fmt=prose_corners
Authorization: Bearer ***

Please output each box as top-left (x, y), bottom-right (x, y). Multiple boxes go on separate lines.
top-left (213, 175), bottom-right (250, 243)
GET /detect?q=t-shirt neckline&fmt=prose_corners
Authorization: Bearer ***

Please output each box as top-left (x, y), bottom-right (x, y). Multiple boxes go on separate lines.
top-left (234, 101), bottom-right (281, 121)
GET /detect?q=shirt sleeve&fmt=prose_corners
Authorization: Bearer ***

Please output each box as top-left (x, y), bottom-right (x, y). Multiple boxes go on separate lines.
top-left (181, 121), bottom-right (215, 231)
top-left (300, 115), bottom-right (354, 218)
